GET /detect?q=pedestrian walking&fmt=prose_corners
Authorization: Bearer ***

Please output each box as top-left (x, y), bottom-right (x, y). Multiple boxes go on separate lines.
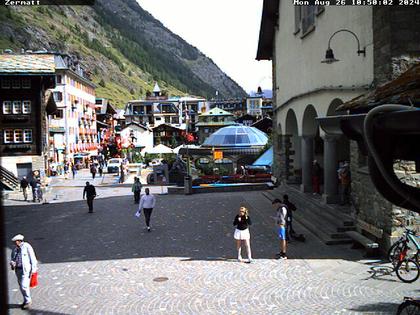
top-left (90, 163), bottom-right (97, 179)
top-left (71, 163), bottom-right (77, 179)
top-left (119, 163), bottom-right (125, 183)
top-left (132, 177), bottom-right (142, 204)
top-left (29, 178), bottom-right (37, 202)
top-left (10, 234), bottom-right (38, 310)
top-left (283, 194), bottom-right (297, 240)
top-left (138, 188), bottom-right (156, 232)
top-left (20, 176), bottom-right (29, 201)
top-left (83, 181), bottom-right (97, 213)
top-left (63, 163), bottom-right (69, 180)
top-left (272, 199), bottom-right (288, 259)
top-left (338, 161), bottom-right (351, 205)
top-left (233, 206), bottom-right (253, 263)
top-left (312, 160), bottom-right (322, 195)
top-left (34, 179), bottom-right (43, 202)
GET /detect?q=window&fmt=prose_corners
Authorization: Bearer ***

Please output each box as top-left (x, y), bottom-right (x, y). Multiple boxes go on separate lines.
top-left (1, 79), bottom-right (11, 89)
top-left (14, 129), bottom-right (23, 143)
top-left (23, 129), bottom-right (32, 143)
top-left (4, 129), bottom-right (13, 143)
top-left (316, 6), bottom-right (325, 15)
top-left (22, 101), bottom-right (31, 114)
top-left (301, 6), bottom-right (316, 34)
top-left (12, 101), bottom-right (22, 114)
top-left (165, 116), bottom-right (170, 123)
top-left (54, 109), bottom-right (64, 119)
top-left (56, 75), bottom-right (62, 84)
top-left (53, 91), bottom-right (63, 102)
top-left (21, 78), bottom-right (31, 89)
top-left (2, 101), bottom-right (12, 114)
top-left (12, 79), bottom-right (20, 89)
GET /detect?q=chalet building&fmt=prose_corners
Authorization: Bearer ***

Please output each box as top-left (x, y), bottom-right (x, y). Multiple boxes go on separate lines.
top-left (120, 122), bottom-right (153, 152)
top-left (49, 54), bottom-right (97, 161)
top-left (124, 83), bottom-right (204, 144)
top-left (261, 98), bottom-right (273, 117)
top-left (95, 98), bottom-right (117, 146)
top-left (208, 99), bottom-right (246, 116)
top-left (252, 116), bottom-right (273, 135)
top-left (152, 124), bottom-right (184, 149)
top-left (235, 114), bottom-right (257, 126)
top-left (196, 108), bottom-right (236, 144)
top-left (257, 2), bottom-right (420, 249)
top-left (245, 96), bottom-right (273, 118)
top-left (0, 53), bottom-right (57, 181)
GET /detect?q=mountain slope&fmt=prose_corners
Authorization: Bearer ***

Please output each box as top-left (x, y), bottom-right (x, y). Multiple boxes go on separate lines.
top-left (0, 1), bottom-right (246, 107)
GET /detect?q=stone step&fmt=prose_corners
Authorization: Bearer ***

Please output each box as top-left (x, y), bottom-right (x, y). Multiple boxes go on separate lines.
top-left (262, 191), bottom-right (352, 245)
top-left (275, 188), bottom-right (351, 230)
top-left (292, 212), bottom-right (353, 245)
top-left (337, 226), bottom-right (357, 232)
top-left (273, 186), bottom-right (355, 226)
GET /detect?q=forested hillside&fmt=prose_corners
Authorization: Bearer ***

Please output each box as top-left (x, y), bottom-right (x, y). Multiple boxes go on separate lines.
top-left (0, 0), bottom-right (246, 107)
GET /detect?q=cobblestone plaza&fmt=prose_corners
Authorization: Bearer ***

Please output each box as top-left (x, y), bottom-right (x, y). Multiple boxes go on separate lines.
top-left (5, 190), bottom-right (419, 314)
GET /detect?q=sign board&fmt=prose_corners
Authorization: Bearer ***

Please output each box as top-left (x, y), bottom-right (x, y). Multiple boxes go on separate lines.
top-left (213, 151), bottom-right (223, 160)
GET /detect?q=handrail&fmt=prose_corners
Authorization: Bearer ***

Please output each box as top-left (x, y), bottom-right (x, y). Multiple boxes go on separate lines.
top-left (0, 165), bottom-right (19, 188)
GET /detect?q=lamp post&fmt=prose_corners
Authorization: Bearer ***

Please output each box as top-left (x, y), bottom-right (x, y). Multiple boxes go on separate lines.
top-left (321, 29), bottom-right (366, 64)
top-left (129, 129), bottom-right (136, 162)
top-left (183, 99), bottom-right (192, 195)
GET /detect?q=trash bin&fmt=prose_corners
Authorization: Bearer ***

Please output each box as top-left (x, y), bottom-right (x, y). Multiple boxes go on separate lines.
top-left (184, 176), bottom-right (192, 195)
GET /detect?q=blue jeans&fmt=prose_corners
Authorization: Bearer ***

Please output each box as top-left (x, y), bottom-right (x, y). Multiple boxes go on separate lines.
top-left (15, 268), bottom-right (31, 304)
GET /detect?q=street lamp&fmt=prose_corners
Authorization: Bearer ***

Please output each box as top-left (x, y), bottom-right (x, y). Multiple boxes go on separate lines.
top-left (321, 29), bottom-right (366, 64)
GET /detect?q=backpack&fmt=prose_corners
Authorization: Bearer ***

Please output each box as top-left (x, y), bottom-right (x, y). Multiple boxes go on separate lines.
top-left (134, 182), bottom-right (142, 192)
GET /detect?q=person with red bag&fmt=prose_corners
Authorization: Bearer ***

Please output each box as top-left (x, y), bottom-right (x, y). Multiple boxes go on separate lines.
top-left (10, 234), bottom-right (38, 310)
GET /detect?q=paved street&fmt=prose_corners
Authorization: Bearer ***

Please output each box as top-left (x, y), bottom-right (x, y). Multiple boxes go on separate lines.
top-left (4, 190), bottom-right (419, 314)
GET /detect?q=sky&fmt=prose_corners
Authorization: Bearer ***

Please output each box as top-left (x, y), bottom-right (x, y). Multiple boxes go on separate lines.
top-left (136, 0), bottom-right (272, 94)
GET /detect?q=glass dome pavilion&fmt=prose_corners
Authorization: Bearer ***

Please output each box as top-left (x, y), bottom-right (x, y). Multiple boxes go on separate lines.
top-left (202, 125), bottom-right (268, 148)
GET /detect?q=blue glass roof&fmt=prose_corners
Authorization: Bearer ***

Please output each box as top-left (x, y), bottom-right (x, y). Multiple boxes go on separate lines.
top-left (202, 125), bottom-right (268, 147)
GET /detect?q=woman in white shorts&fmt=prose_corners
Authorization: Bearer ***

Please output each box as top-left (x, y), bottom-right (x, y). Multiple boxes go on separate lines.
top-left (233, 206), bottom-right (252, 263)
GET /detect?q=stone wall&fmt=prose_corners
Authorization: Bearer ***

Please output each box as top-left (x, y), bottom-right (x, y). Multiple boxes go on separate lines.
top-left (349, 142), bottom-right (394, 250)
top-left (373, 7), bottom-right (420, 85)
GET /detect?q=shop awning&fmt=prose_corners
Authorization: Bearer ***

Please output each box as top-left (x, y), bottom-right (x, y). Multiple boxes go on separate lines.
top-left (252, 146), bottom-right (273, 167)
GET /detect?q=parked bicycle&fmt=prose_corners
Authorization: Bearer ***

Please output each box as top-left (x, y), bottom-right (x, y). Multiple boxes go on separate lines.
top-left (387, 228), bottom-right (419, 283)
top-left (396, 297), bottom-right (420, 315)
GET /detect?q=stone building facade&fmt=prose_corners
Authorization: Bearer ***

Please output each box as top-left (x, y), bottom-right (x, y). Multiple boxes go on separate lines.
top-left (257, 2), bottom-right (420, 250)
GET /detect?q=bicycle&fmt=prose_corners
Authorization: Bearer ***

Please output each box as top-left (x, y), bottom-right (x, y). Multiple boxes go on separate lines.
top-left (396, 297), bottom-right (420, 315)
top-left (387, 229), bottom-right (420, 283)
top-left (388, 229), bottom-right (419, 267)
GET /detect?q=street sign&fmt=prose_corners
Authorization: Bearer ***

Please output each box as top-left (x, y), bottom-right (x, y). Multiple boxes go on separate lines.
top-left (213, 151), bottom-right (223, 160)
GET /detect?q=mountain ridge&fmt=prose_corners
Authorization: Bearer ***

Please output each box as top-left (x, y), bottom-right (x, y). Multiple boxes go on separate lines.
top-left (0, 1), bottom-right (246, 107)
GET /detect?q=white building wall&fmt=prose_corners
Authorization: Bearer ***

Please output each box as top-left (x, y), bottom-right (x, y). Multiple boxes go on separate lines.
top-left (120, 126), bottom-right (154, 152)
top-left (275, 4), bottom-right (374, 115)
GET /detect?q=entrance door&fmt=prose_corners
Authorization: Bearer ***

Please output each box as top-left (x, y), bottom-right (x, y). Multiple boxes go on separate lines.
top-left (16, 163), bottom-right (32, 179)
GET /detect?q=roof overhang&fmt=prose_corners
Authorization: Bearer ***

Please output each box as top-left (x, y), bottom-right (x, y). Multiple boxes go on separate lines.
top-left (256, 0), bottom-right (279, 61)
top-left (179, 147), bottom-right (263, 156)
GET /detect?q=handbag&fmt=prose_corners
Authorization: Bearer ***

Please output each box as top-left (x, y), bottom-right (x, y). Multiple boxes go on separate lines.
top-left (30, 272), bottom-right (38, 288)
top-left (135, 210), bottom-right (141, 218)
